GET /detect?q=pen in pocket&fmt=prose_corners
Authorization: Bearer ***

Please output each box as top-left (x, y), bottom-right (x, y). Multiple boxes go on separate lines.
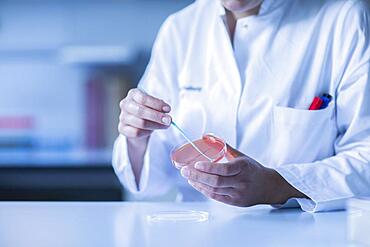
top-left (309, 94), bottom-right (332, 110)
top-left (320, 94), bottom-right (333, 109)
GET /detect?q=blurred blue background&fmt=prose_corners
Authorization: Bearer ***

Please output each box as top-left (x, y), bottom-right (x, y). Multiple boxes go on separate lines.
top-left (0, 0), bottom-right (192, 201)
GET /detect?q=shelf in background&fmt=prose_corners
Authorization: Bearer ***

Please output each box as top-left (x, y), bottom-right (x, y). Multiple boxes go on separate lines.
top-left (0, 148), bottom-right (112, 167)
top-left (0, 45), bottom-right (139, 65)
top-left (59, 45), bottom-right (137, 65)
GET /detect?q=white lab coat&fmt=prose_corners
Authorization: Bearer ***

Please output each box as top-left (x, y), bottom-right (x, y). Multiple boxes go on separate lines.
top-left (113, 0), bottom-right (370, 212)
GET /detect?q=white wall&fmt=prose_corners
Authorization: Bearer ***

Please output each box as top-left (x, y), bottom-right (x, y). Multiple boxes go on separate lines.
top-left (0, 0), bottom-right (193, 149)
top-left (0, 0), bottom-right (193, 50)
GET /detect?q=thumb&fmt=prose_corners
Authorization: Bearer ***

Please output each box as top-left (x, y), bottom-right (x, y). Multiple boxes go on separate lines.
top-left (225, 144), bottom-right (246, 161)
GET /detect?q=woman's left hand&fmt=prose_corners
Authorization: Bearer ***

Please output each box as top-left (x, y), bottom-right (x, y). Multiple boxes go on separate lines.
top-left (180, 145), bottom-right (306, 207)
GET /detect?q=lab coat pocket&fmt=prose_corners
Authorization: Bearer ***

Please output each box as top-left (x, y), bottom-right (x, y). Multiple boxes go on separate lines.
top-left (271, 103), bottom-right (336, 165)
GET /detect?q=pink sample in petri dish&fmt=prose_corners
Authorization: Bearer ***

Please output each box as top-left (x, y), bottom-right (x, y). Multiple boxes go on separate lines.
top-left (171, 134), bottom-right (227, 169)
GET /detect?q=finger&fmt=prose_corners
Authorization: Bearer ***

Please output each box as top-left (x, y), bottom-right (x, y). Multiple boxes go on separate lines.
top-left (226, 144), bottom-right (246, 160)
top-left (180, 167), bottom-right (233, 187)
top-left (123, 114), bottom-right (169, 130)
top-left (188, 180), bottom-right (237, 197)
top-left (129, 88), bottom-right (171, 113)
top-left (124, 101), bottom-right (172, 126)
top-left (118, 124), bottom-right (153, 138)
top-left (194, 161), bottom-right (241, 176)
top-left (188, 180), bottom-right (232, 204)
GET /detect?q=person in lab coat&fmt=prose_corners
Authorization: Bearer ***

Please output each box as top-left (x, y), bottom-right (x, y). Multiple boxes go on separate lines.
top-left (113, 0), bottom-right (370, 212)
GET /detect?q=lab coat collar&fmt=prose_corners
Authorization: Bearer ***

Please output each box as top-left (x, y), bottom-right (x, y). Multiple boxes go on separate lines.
top-left (217, 0), bottom-right (274, 17)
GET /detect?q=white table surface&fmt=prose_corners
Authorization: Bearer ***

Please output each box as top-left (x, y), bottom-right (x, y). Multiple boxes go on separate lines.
top-left (0, 202), bottom-right (353, 247)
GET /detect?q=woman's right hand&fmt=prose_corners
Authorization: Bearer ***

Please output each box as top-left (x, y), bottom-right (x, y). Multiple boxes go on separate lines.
top-left (118, 88), bottom-right (172, 140)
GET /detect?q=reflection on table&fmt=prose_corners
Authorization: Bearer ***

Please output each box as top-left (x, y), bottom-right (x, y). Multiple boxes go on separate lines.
top-left (0, 201), bottom-right (364, 247)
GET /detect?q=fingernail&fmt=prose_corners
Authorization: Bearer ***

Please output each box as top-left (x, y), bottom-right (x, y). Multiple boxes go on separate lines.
top-left (181, 167), bottom-right (189, 178)
top-left (162, 105), bottom-right (171, 112)
top-left (194, 162), bottom-right (204, 170)
top-left (161, 116), bottom-right (171, 125)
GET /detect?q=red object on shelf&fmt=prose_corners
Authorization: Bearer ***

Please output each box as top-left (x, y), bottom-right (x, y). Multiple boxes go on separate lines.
top-left (309, 97), bottom-right (324, 110)
top-left (85, 78), bottom-right (105, 149)
top-left (0, 116), bottom-right (34, 129)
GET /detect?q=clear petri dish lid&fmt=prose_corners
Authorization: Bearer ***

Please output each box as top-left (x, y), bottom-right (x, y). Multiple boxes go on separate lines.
top-left (146, 210), bottom-right (209, 223)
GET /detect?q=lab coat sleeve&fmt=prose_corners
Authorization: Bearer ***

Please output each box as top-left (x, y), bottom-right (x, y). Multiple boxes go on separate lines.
top-left (275, 3), bottom-right (370, 212)
top-left (112, 135), bottom-right (144, 194)
top-left (112, 15), bottom-right (180, 198)
top-left (112, 133), bottom-right (176, 198)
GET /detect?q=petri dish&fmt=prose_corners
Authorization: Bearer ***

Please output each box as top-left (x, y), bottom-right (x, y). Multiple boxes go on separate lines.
top-left (171, 134), bottom-right (226, 169)
top-left (146, 210), bottom-right (209, 223)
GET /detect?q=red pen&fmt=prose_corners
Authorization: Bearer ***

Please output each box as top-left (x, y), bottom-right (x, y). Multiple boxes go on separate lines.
top-left (309, 97), bottom-right (323, 110)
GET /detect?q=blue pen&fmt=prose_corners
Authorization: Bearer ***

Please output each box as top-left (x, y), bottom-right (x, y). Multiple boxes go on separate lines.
top-left (319, 94), bottom-right (333, 109)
